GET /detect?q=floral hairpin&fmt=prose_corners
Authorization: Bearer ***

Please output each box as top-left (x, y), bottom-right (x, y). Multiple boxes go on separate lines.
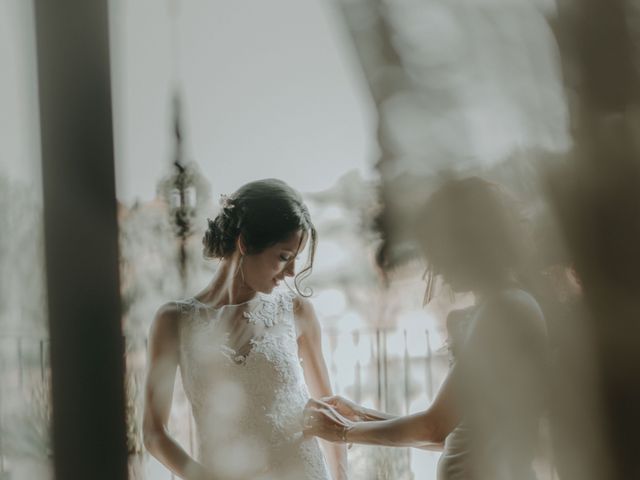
top-left (219, 194), bottom-right (235, 210)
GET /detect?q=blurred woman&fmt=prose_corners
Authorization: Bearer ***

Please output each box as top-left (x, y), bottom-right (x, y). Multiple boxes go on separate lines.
top-left (305, 176), bottom-right (548, 480)
top-left (144, 179), bottom-right (347, 480)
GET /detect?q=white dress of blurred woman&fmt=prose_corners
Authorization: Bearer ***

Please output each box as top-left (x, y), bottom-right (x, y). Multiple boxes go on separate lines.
top-left (143, 179), bottom-right (348, 480)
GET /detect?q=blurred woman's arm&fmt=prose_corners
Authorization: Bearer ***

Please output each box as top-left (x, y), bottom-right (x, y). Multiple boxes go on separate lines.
top-left (306, 366), bottom-right (460, 451)
top-left (322, 394), bottom-right (397, 421)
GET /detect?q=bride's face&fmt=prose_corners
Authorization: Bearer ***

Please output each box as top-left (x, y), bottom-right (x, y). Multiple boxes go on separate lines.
top-left (242, 229), bottom-right (308, 293)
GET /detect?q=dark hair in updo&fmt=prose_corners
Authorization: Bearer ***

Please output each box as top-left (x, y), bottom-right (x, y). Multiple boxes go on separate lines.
top-left (203, 178), bottom-right (317, 295)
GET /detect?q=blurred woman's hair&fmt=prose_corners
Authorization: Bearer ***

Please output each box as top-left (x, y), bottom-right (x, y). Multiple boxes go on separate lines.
top-left (415, 176), bottom-right (530, 290)
top-left (202, 178), bottom-right (317, 295)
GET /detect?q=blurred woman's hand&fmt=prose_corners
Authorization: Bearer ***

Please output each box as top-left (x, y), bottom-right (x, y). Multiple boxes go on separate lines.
top-left (321, 395), bottom-right (364, 421)
top-left (304, 398), bottom-right (354, 443)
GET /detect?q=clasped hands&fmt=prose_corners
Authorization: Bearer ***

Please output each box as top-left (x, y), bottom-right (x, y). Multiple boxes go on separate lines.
top-left (304, 395), bottom-right (361, 444)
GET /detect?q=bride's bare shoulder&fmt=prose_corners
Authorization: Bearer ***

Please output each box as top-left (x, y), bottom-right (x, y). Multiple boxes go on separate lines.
top-left (148, 301), bottom-right (184, 339)
top-left (292, 294), bottom-right (312, 313)
top-left (291, 295), bottom-right (321, 337)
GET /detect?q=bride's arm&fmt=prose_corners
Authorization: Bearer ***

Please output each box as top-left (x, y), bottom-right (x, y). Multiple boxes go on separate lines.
top-left (295, 297), bottom-right (349, 480)
top-left (143, 303), bottom-right (211, 480)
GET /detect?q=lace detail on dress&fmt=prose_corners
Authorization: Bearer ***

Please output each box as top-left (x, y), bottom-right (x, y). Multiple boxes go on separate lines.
top-left (177, 289), bottom-right (330, 480)
top-left (243, 290), bottom-right (294, 327)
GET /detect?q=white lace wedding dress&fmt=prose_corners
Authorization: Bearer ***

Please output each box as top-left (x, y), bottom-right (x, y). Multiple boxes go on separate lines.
top-left (176, 290), bottom-right (331, 480)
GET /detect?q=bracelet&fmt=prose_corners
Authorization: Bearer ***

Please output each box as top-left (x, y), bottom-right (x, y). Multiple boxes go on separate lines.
top-left (339, 423), bottom-right (353, 443)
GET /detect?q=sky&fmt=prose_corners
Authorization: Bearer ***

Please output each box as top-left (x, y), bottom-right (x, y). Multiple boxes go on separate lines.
top-left (0, 0), bottom-right (376, 204)
top-left (0, 0), bottom-right (42, 191)
top-left (108, 0), bottom-right (376, 204)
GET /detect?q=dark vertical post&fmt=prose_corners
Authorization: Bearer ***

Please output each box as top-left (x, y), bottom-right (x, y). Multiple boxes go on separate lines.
top-left (33, 2), bottom-right (128, 480)
top-left (0, 340), bottom-right (4, 474)
top-left (188, 403), bottom-right (194, 455)
top-left (403, 330), bottom-right (409, 414)
top-left (40, 339), bottom-right (45, 383)
top-left (425, 330), bottom-right (433, 400)
top-left (382, 329), bottom-right (389, 411)
top-left (353, 330), bottom-right (362, 404)
top-left (354, 360), bottom-right (362, 404)
top-left (375, 329), bottom-right (382, 409)
top-left (550, 1), bottom-right (640, 478)
top-left (17, 338), bottom-right (23, 389)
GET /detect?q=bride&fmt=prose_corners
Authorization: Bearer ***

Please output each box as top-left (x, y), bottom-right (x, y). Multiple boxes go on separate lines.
top-left (143, 179), bottom-right (348, 480)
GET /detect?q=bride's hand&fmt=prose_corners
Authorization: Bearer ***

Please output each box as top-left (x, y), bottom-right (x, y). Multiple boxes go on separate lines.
top-left (304, 398), bottom-right (354, 443)
top-left (321, 395), bottom-right (364, 421)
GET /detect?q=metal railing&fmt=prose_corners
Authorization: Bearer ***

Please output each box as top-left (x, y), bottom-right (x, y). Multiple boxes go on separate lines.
top-left (0, 329), bottom-right (446, 479)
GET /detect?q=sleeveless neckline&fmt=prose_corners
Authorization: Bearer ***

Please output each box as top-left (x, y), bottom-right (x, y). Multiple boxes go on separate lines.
top-left (189, 292), bottom-right (265, 311)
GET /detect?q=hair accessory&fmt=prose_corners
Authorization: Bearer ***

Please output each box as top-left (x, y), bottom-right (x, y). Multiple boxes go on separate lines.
top-left (219, 194), bottom-right (235, 210)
